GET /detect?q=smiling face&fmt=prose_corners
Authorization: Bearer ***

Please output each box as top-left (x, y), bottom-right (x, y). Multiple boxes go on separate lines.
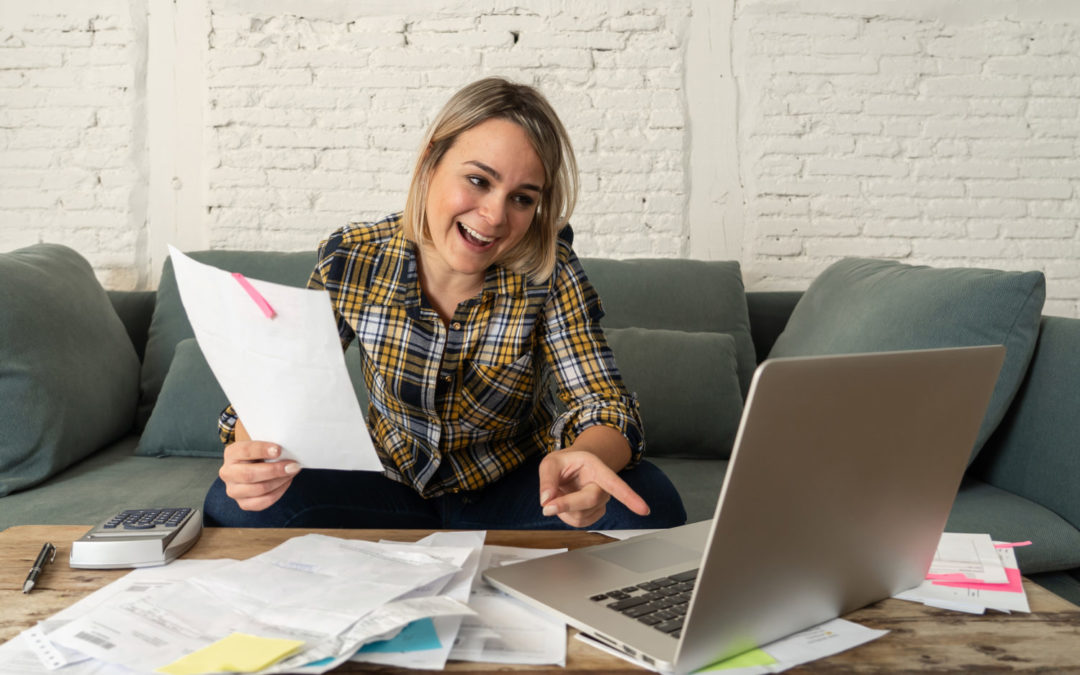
top-left (419, 117), bottom-right (546, 291)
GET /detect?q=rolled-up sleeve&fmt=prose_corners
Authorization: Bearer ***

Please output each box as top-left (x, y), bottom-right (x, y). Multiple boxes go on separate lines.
top-left (539, 246), bottom-right (644, 464)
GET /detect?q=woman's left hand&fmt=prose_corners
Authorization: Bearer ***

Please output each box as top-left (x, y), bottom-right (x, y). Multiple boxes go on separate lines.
top-left (537, 445), bottom-right (650, 528)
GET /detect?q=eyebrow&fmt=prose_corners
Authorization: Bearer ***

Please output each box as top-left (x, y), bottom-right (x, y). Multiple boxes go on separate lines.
top-left (465, 160), bottom-right (542, 193)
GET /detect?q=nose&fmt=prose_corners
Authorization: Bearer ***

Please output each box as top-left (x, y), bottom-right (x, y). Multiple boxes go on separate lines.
top-left (478, 191), bottom-right (507, 228)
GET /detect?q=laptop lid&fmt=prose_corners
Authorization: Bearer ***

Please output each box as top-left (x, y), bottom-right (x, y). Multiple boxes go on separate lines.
top-left (485, 346), bottom-right (1005, 674)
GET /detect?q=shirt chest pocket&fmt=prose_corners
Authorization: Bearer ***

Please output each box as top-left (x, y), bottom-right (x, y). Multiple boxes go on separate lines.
top-left (459, 352), bottom-right (536, 431)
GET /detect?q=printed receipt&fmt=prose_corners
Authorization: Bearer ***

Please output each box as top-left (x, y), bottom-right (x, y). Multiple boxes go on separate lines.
top-left (169, 246), bottom-right (381, 471)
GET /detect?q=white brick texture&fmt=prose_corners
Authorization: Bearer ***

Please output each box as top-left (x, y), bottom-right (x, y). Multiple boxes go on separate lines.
top-left (737, 0), bottom-right (1080, 317)
top-left (1, 0), bottom-right (1079, 317)
top-left (0, 1), bottom-right (140, 288)
top-left (202, 2), bottom-right (692, 258)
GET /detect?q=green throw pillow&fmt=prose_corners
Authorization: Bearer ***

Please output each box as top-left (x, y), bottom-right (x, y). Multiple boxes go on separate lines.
top-left (769, 257), bottom-right (1045, 464)
top-left (137, 250), bottom-right (317, 429)
top-left (605, 328), bottom-right (743, 460)
top-left (581, 258), bottom-right (756, 397)
top-left (137, 338), bottom-right (370, 457)
top-left (0, 244), bottom-right (140, 496)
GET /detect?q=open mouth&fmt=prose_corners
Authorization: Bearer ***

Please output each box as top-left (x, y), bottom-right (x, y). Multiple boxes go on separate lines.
top-left (458, 221), bottom-right (496, 248)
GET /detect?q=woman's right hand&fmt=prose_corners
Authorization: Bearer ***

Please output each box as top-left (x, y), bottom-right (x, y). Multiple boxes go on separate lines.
top-left (219, 419), bottom-right (300, 511)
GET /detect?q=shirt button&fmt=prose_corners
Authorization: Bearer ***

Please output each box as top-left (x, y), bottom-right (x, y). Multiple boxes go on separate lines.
top-left (442, 374), bottom-right (452, 383)
top-left (451, 321), bottom-right (462, 330)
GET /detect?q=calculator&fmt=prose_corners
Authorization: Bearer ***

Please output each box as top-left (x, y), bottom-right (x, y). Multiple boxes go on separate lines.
top-left (69, 507), bottom-right (203, 569)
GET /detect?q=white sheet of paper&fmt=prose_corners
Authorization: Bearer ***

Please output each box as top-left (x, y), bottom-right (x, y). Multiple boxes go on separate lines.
top-left (49, 537), bottom-right (466, 674)
top-left (18, 559), bottom-right (233, 672)
top-left (929, 532), bottom-right (1007, 584)
top-left (351, 531), bottom-right (487, 670)
top-left (168, 245), bottom-right (380, 471)
top-left (269, 595), bottom-right (476, 674)
top-left (448, 545), bottom-right (568, 666)
top-left (590, 528), bottom-right (661, 541)
top-left (895, 545), bottom-right (1030, 613)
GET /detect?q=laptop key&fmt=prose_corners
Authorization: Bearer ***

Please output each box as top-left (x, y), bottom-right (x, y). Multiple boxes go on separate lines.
top-left (607, 595), bottom-right (651, 612)
top-left (655, 617), bottom-right (684, 634)
top-left (624, 603), bottom-right (661, 618)
top-left (668, 569), bottom-right (698, 582)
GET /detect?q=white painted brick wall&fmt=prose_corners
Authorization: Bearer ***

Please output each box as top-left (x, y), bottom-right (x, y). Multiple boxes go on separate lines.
top-left (203, 2), bottom-right (692, 258)
top-left (0, 1), bottom-right (141, 289)
top-left (735, 0), bottom-right (1080, 317)
top-left (1, 0), bottom-right (1079, 318)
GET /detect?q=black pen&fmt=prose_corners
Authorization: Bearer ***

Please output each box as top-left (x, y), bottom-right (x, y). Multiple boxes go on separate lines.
top-left (23, 542), bottom-right (56, 594)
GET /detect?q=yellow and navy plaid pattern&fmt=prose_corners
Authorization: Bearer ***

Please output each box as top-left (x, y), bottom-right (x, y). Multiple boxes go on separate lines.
top-left (220, 213), bottom-right (643, 497)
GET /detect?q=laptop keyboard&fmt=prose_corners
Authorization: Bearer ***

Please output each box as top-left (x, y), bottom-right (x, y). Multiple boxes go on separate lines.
top-left (589, 569), bottom-right (698, 638)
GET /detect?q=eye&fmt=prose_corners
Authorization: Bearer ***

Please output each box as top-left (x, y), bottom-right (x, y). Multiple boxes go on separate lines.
top-left (467, 175), bottom-right (489, 189)
top-left (512, 194), bottom-right (536, 208)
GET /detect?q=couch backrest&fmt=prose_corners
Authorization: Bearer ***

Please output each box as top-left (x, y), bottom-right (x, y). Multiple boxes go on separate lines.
top-left (973, 315), bottom-right (1080, 531)
top-left (107, 290), bottom-right (155, 362)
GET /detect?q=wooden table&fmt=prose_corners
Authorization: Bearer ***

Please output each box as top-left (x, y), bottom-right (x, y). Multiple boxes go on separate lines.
top-left (3, 525), bottom-right (1080, 673)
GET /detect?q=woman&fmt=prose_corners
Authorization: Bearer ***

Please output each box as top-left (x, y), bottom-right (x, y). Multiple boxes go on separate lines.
top-left (204, 77), bottom-right (686, 530)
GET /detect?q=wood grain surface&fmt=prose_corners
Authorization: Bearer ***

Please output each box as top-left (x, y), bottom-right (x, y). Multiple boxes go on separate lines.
top-left (2, 525), bottom-right (1079, 673)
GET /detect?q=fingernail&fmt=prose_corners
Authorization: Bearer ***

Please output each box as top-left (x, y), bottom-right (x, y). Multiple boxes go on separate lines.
top-left (284, 463), bottom-right (300, 475)
top-left (542, 504), bottom-right (557, 516)
top-left (539, 490), bottom-right (551, 505)
top-left (268, 446), bottom-right (280, 458)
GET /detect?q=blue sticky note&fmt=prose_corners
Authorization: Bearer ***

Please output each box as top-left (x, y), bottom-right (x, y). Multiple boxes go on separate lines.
top-left (357, 618), bottom-right (441, 654)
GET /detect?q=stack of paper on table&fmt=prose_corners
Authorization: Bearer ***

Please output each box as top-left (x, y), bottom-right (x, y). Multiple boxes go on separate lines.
top-left (894, 532), bottom-right (1031, 614)
top-left (0, 534), bottom-right (569, 674)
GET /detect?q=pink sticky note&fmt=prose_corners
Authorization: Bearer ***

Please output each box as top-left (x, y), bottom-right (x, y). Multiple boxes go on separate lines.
top-left (232, 273), bottom-right (276, 319)
top-left (932, 567), bottom-right (1023, 594)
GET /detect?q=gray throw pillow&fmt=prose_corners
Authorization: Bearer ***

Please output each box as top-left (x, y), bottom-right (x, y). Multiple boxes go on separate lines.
top-left (137, 338), bottom-right (370, 458)
top-left (605, 328), bottom-right (743, 460)
top-left (0, 244), bottom-right (140, 496)
top-left (137, 250), bottom-right (317, 429)
top-left (581, 258), bottom-right (756, 397)
top-left (769, 257), bottom-right (1045, 464)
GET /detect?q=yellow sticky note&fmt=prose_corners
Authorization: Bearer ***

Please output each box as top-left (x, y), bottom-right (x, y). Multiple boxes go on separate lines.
top-left (156, 633), bottom-right (304, 675)
top-left (696, 647), bottom-right (777, 672)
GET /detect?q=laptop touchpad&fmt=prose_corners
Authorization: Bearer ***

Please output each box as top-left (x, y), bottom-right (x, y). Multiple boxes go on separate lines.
top-left (588, 539), bottom-right (700, 574)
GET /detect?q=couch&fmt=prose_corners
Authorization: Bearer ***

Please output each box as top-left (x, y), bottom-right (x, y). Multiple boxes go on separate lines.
top-left (2, 245), bottom-right (1078, 606)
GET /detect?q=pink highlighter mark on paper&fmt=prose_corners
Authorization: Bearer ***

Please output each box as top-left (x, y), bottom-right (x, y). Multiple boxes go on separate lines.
top-left (994, 541), bottom-right (1032, 549)
top-left (932, 567), bottom-right (1024, 594)
top-left (925, 573), bottom-right (972, 582)
top-left (232, 273), bottom-right (276, 319)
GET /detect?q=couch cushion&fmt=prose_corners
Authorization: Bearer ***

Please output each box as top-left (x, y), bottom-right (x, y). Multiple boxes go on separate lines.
top-left (947, 478), bottom-right (1080, 574)
top-left (768, 258), bottom-right (1045, 464)
top-left (0, 436), bottom-right (220, 529)
top-left (648, 457), bottom-right (729, 523)
top-left (137, 339), bottom-right (229, 458)
top-left (974, 316), bottom-right (1080, 533)
top-left (580, 258), bottom-right (756, 396)
top-left (0, 244), bottom-right (140, 497)
top-left (137, 250), bottom-right (317, 429)
top-left (605, 328), bottom-right (742, 460)
top-left (137, 338), bottom-right (370, 458)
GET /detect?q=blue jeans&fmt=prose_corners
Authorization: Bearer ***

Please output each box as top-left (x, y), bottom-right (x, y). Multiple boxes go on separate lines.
top-left (203, 455), bottom-right (686, 530)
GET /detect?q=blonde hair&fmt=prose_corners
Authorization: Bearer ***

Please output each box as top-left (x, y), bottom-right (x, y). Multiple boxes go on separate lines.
top-left (402, 77), bottom-right (579, 283)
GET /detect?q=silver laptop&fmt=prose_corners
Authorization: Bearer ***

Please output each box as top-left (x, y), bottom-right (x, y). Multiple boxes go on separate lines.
top-left (484, 346), bottom-right (1005, 674)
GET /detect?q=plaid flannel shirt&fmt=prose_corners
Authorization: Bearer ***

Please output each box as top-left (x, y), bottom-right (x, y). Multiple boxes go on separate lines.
top-left (220, 213), bottom-right (643, 497)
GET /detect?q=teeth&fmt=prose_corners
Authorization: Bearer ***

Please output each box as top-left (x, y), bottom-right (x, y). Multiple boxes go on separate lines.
top-left (459, 222), bottom-right (494, 243)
